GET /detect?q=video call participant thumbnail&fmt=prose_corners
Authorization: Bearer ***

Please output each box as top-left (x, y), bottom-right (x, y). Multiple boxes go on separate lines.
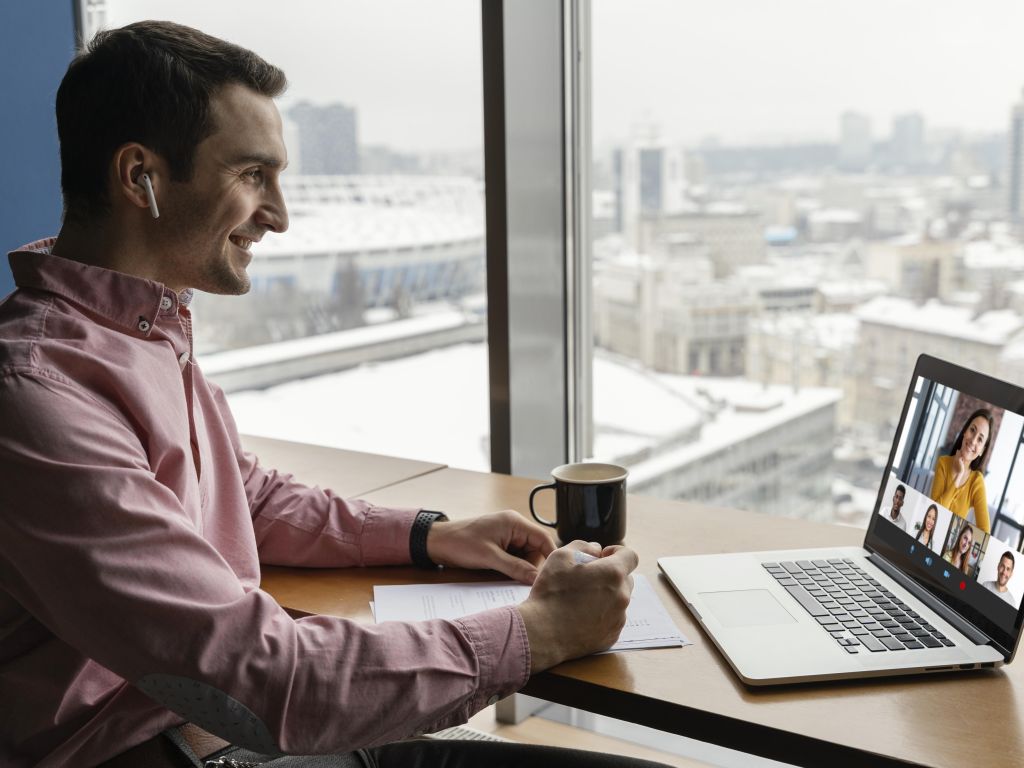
top-left (881, 484), bottom-right (909, 532)
top-left (931, 409), bottom-right (992, 533)
top-left (915, 503), bottom-right (939, 550)
top-left (943, 522), bottom-right (975, 576)
top-left (983, 551), bottom-right (1018, 607)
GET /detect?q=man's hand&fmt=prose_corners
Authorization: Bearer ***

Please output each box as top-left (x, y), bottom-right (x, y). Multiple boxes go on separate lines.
top-left (425, 510), bottom-right (556, 585)
top-left (516, 541), bottom-right (638, 673)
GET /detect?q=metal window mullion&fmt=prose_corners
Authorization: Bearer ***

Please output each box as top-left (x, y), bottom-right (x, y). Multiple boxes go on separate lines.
top-left (494, 0), bottom-right (571, 478)
top-left (564, 0), bottom-right (593, 463)
top-left (482, 0), bottom-right (511, 474)
top-left (490, 0), bottom-right (576, 727)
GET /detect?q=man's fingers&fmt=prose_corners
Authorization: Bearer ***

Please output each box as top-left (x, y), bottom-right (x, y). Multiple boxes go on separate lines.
top-left (525, 549), bottom-right (547, 569)
top-left (609, 546), bottom-right (640, 573)
top-left (566, 540), bottom-right (603, 557)
top-left (584, 545), bottom-right (639, 575)
top-left (494, 548), bottom-right (540, 585)
top-left (520, 527), bottom-right (556, 557)
top-left (505, 513), bottom-right (556, 556)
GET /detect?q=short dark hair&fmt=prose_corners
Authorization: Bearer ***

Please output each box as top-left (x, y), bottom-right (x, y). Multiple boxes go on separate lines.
top-left (894, 484), bottom-right (906, 497)
top-left (57, 20), bottom-right (287, 222)
top-left (1001, 551), bottom-right (1015, 569)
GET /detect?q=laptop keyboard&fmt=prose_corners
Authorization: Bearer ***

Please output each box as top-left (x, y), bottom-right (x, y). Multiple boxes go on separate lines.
top-left (762, 559), bottom-right (956, 654)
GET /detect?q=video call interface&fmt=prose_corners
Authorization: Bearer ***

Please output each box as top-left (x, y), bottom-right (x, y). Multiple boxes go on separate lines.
top-left (874, 375), bottom-right (1024, 632)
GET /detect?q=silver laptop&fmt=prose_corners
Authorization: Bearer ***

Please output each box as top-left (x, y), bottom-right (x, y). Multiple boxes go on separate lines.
top-left (659, 354), bottom-right (1024, 685)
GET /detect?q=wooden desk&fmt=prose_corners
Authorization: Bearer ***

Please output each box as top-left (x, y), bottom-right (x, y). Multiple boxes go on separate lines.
top-left (239, 434), bottom-right (446, 498)
top-left (262, 466), bottom-right (1024, 768)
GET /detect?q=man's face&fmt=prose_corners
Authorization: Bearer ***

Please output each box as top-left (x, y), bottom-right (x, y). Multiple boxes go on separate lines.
top-left (156, 83), bottom-right (289, 294)
top-left (891, 489), bottom-right (904, 515)
top-left (998, 556), bottom-right (1014, 587)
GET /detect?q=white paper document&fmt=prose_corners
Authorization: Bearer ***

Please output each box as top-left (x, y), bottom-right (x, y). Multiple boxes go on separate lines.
top-left (372, 574), bottom-right (690, 652)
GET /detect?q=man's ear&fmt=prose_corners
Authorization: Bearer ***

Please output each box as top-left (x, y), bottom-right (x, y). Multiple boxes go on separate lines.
top-left (111, 143), bottom-right (161, 218)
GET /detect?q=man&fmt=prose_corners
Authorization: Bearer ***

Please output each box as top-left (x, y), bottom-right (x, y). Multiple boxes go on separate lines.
top-left (0, 22), bottom-right (657, 768)
top-left (982, 551), bottom-right (1018, 607)
top-left (881, 484), bottom-right (908, 532)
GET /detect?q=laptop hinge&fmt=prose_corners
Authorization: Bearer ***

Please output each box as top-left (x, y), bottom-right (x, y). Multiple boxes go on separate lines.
top-left (867, 552), bottom-right (992, 646)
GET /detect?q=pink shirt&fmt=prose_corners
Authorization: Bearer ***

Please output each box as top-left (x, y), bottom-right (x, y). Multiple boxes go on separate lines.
top-left (0, 240), bottom-right (530, 768)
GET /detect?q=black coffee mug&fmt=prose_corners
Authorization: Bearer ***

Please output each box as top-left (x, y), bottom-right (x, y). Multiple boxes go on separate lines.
top-left (529, 463), bottom-right (628, 546)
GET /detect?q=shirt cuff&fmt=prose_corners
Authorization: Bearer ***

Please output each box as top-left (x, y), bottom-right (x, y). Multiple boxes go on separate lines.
top-left (406, 606), bottom-right (531, 738)
top-left (357, 505), bottom-right (421, 565)
top-left (452, 605), bottom-right (531, 711)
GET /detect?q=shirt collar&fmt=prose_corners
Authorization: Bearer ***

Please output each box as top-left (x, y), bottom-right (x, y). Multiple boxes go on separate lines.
top-left (8, 237), bottom-right (188, 335)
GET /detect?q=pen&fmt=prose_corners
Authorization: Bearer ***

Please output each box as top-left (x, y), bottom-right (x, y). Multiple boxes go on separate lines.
top-left (573, 550), bottom-right (598, 564)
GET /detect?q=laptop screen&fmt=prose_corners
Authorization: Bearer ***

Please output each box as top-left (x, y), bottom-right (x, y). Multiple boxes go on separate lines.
top-left (865, 355), bottom-right (1024, 656)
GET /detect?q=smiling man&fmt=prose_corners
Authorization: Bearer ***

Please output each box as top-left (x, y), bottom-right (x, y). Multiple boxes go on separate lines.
top-left (52, 64), bottom-right (289, 295)
top-left (0, 21), bottom-right (653, 768)
top-left (983, 551), bottom-right (1018, 607)
top-left (881, 484), bottom-right (908, 532)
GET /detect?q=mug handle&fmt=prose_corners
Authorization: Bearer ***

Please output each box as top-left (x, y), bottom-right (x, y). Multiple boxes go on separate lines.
top-left (529, 482), bottom-right (558, 527)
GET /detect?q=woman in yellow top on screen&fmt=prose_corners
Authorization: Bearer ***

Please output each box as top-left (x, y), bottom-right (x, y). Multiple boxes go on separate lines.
top-left (930, 408), bottom-right (993, 533)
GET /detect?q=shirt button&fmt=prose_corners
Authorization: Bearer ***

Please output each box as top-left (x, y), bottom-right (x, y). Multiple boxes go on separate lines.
top-left (160, 296), bottom-right (173, 311)
top-left (137, 318), bottom-right (151, 332)
top-left (487, 695), bottom-right (500, 706)
top-left (178, 351), bottom-right (190, 366)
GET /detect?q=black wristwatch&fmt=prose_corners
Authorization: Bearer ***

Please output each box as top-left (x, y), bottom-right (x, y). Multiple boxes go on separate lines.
top-left (410, 509), bottom-right (449, 569)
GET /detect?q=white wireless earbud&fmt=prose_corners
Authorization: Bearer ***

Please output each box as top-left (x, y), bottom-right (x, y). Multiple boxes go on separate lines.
top-left (140, 173), bottom-right (160, 219)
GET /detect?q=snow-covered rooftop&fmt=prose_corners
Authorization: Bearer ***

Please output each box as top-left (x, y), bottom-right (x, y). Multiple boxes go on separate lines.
top-left (816, 278), bottom-right (888, 301)
top-left (884, 233), bottom-right (924, 247)
top-left (753, 313), bottom-right (860, 351)
top-left (224, 344), bottom-right (703, 472)
top-left (963, 240), bottom-right (1024, 271)
top-left (735, 263), bottom-right (816, 290)
top-left (200, 309), bottom-right (473, 376)
top-left (626, 377), bottom-right (841, 486)
top-left (809, 208), bottom-right (862, 224)
top-left (248, 175), bottom-right (484, 259)
top-left (222, 343), bottom-right (837, 478)
top-left (704, 201), bottom-right (752, 216)
top-left (855, 297), bottom-right (1024, 345)
top-left (591, 356), bottom-right (704, 461)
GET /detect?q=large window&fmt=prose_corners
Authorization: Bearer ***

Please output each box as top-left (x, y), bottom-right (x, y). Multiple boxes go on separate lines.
top-left (83, 1), bottom-right (1024, 525)
top-left (88, 0), bottom-right (490, 469)
top-left (588, 0), bottom-right (1024, 528)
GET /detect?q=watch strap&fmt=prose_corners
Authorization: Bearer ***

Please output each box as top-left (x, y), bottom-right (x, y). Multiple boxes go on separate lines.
top-left (410, 510), bottom-right (449, 569)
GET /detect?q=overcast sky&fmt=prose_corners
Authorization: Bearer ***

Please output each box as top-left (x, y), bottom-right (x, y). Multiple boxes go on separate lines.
top-left (104, 0), bottom-right (1024, 153)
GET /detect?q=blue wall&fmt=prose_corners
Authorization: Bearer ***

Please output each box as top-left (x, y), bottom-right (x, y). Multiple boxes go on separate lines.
top-left (0, 2), bottom-right (77, 297)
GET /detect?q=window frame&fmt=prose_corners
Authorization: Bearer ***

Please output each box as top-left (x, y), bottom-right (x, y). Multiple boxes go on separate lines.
top-left (483, 0), bottom-right (592, 476)
top-left (77, 0), bottom-right (589, 478)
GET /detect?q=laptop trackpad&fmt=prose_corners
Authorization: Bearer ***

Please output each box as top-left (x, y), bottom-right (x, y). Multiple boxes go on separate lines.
top-left (700, 590), bottom-right (797, 627)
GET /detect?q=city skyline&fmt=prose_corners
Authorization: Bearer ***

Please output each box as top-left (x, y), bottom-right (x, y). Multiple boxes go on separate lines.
top-left (101, 0), bottom-right (1024, 154)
